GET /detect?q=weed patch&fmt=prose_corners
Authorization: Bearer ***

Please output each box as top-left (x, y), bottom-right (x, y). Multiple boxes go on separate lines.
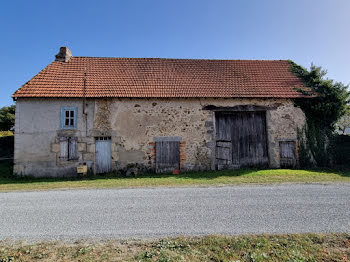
top-left (1, 234), bottom-right (349, 262)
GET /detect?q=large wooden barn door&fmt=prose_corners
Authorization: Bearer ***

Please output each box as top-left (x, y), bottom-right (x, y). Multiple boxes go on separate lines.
top-left (215, 111), bottom-right (268, 169)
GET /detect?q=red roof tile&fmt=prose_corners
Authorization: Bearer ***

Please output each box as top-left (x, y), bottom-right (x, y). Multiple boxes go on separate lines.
top-left (13, 57), bottom-right (308, 98)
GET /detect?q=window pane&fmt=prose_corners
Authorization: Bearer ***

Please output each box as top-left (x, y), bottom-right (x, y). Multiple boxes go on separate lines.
top-left (61, 107), bottom-right (77, 129)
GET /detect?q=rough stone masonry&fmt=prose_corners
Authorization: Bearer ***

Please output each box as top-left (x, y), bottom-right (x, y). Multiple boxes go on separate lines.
top-left (13, 97), bottom-right (305, 177)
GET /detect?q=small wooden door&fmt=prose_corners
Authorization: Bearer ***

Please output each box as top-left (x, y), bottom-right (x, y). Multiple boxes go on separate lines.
top-left (279, 141), bottom-right (296, 168)
top-left (156, 141), bottom-right (180, 173)
top-left (95, 137), bottom-right (112, 174)
top-left (216, 141), bottom-right (232, 168)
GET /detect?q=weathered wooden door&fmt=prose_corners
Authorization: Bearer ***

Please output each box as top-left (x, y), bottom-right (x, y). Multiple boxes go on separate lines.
top-left (156, 141), bottom-right (180, 173)
top-left (279, 141), bottom-right (296, 168)
top-left (95, 137), bottom-right (112, 174)
top-left (215, 111), bottom-right (268, 169)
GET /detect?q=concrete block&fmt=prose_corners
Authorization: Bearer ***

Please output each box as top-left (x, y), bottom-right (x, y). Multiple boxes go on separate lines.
top-left (83, 137), bottom-right (95, 144)
top-left (87, 144), bottom-right (95, 153)
top-left (78, 142), bottom-right (87, 152)
top-left (51, 143), bottom-right (60, 153)
top-left (83, 153), bottom-right (94, 161)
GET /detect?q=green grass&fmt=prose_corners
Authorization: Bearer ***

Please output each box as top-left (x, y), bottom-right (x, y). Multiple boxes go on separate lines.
top-left (0, 161), bottom-right (349, 192)
top-left (1, 233), bottom-right (349, 261)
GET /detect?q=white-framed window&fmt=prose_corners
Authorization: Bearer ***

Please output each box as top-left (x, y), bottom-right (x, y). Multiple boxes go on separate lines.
top-left (60, 107), bottom-right (77, 129)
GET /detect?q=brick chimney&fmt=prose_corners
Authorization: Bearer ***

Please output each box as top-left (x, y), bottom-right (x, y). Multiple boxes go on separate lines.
top-left (55, 47), bottom-right (72, 62)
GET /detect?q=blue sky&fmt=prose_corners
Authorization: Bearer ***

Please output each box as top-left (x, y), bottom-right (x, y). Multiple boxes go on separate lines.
top-left (1, 0), bottom-right (349, 107)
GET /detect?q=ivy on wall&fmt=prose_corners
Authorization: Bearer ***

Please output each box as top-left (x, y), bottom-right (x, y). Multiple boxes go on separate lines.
top-left (289, 61), bottom-right (349, 167)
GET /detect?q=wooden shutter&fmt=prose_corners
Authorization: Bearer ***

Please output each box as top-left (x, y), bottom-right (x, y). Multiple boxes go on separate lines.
top-left (59, 137), bottom-right (78, 161)
top-left (68, 137), bottom-right (78, 160)
top-left (156, 141), bottom-right (180, 173)
top-left (59, 137), bottom-right (68, 159)
top-left (279, 141), bottom-right (296, 168)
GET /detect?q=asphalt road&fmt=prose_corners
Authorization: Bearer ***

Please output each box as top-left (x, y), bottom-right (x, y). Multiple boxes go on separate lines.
top-left (0, 184), bottom-right (349, 240)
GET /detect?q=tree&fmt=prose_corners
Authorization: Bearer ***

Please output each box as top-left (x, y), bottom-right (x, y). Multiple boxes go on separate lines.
top-left (336, 106), bottom-right (350, 134)
top-left (0, 105), bottom-right (16, 131)
top-left (289, 62), bottom-right (349, 167)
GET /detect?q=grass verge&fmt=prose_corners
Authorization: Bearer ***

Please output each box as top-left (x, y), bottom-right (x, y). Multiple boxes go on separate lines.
top-left (0, 161), bottom-right (350, 192)
top-left (1, 233), bottom-right (349, 261)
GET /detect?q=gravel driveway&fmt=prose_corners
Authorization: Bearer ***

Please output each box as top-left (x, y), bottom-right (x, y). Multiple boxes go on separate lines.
top-left (1, 184), bottom-right (349, 240)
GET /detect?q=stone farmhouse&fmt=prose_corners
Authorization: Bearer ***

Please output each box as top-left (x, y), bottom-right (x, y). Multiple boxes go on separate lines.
top-left (12, 47), bottom-right (308, 177)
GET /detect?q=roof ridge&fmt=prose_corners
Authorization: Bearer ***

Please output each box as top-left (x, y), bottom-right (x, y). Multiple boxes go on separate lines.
top-left (72, 56), bottom-right (289, 62)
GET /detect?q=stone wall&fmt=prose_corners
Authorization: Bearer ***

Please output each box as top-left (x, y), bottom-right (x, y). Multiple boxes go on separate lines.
top-left (14, 98), bottom-right (305, 177)
top-left (14, 98), bottom-right (95, 177)
top-left (108, 98), bottom-right (305, 171)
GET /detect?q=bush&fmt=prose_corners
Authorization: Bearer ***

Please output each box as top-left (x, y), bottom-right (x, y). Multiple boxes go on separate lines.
top-left (329, 135), bottom-right (350, 167)
top-left (289, 61), bottom-right (349, 167)
top-left (0, 135), bottom-right (14, 158)
top-left (0, 160), bottom-right (13, 179)
top-left (0, 105), bottom-right (15, 131)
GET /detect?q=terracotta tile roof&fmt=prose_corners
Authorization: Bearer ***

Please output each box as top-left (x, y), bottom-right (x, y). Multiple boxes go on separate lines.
top-left (13, 57), bottom-right (308, 98)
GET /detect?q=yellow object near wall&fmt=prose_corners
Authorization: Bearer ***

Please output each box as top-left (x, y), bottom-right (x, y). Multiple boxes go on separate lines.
top-left (77, 165), bottom-right (87, 174)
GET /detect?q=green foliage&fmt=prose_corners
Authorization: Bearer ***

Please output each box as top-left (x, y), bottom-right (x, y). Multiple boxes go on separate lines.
top-left (0, 161), bottom-right (13, 179)
top-left (297, 128), bottom-right (312, 168)
top-left (0, 105), bottom-right (15, 131)
top-left (0, 136), bottom-right (14, 159)
top-left (290, 62), bottom-right (349, 129)
top-left (289, 61), bottom-right (350, 167)
top-left (329, 135), bottom-right (350, 167)
top-left (336, 106), bottom-right (350, 134)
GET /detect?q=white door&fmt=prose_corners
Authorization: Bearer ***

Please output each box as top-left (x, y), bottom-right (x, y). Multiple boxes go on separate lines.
top-left (95, 137), bottom-right (112, 174)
